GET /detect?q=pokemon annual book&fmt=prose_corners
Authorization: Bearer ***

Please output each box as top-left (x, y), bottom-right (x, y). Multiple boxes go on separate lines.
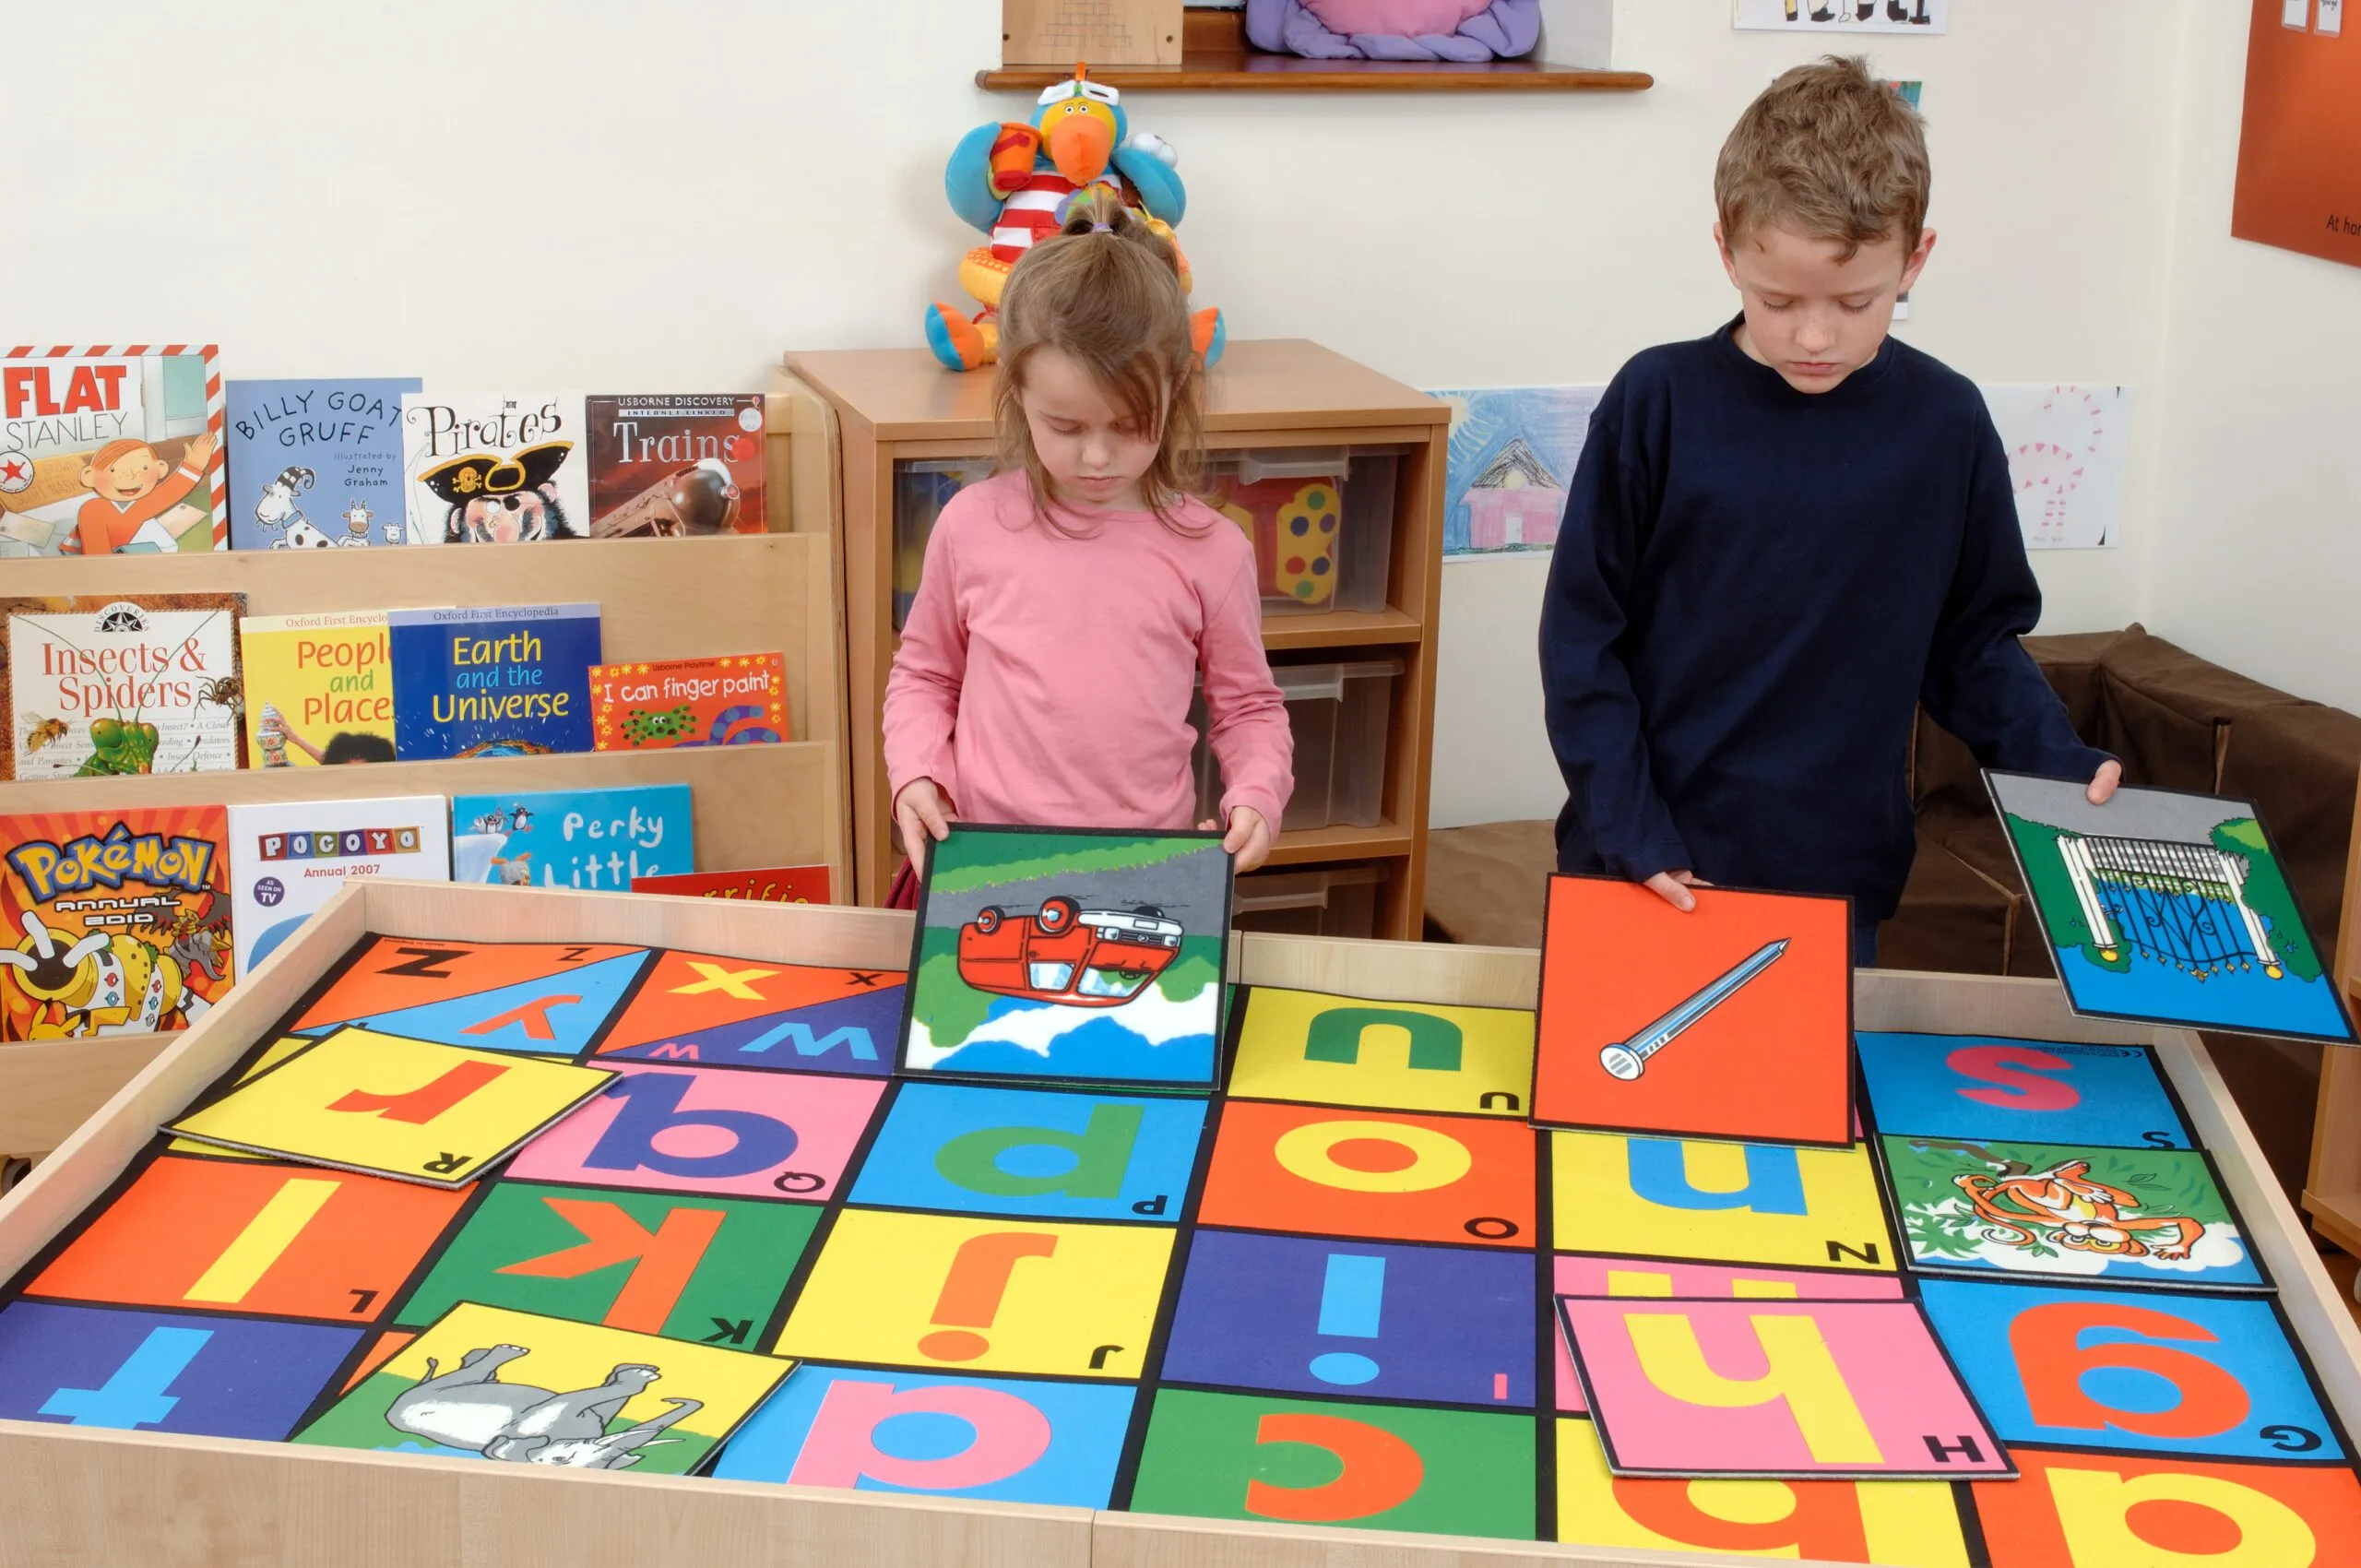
top-left (225, 798), bottom-right (452, 976)
top-left (239, 611), bottom-right (397, 767)
top-left (225, 378), bottom-right (420, 550)
top-left (386, 604), bottom-right (601, 760)
top-left (0, 594), bottom-right (246, 780)
top-left (452, 783), bottom-right (693, 891)
top-left (0, 346), bottom-right (226, 558)
top-left (585, 394), bottom-right (765, 537)
top-left (0, 805), bottom-right (234, 1040)
top-left (587, 653), bottom-right (786, 750)
top-left (398, 391), bottom-right (589, 546)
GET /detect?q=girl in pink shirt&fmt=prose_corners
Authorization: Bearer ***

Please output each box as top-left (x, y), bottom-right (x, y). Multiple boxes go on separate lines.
top-left (884, 189), bottom-right (1293, 900)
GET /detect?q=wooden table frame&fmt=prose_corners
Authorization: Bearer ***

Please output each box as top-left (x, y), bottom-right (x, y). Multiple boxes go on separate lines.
top-left (2, 880), bottom-right (2356, 1567)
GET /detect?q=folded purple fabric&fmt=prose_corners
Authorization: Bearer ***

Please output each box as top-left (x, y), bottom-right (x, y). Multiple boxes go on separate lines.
top-left (1244, 0), bottom-right (1541, 61)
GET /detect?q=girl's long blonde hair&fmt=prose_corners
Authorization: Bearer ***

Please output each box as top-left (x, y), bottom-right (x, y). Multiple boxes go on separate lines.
top-left (992, 186), bottom-right (1207, 537)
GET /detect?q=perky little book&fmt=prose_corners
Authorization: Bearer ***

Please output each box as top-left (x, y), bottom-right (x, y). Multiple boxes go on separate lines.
top-left (387, 604), bottom-right (601, 759)
top-left (225, 377), bottom-right (420, 549)
top-left (0, 806), bottom-right (234, 1040)
top-left (239, 611), bottom-right (397, 766)
top-left (453, 784), bottom-right (693, 891)
top-left (0, 594), bottom-right (246, 780)
top-left (399, 391), bottom-right (590, 545)
top-left (587, 653), bottom-right (786, 750)
top-left (0, 346), bottom-right (225, 558)
top-left (586, 394), bottom-right (765, 537)
top-left (226, 797), bottom-right (453, 975)
top-left (632, 865), bottom-right (830, 904)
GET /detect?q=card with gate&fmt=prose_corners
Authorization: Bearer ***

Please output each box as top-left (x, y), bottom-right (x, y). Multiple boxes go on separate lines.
top-left (1532, 875), bottom-right (1853, 1146)
top-left (1985, 771), bottom-right (2355, 1044)
top-left (164, 1028), bottom-right (615, 1187)
top-left (900, 825), bottom-right (1231, 1087)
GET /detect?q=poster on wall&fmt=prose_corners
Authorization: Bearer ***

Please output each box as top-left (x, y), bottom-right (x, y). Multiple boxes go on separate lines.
top-left (1978, 385), bottom-right (2131, 551)
top-left (1429, 386), bottom-right (1604, 559)
top-left (2233, 0), bottom-right (2361, 268)
top-left (1733, 0), bottom-right (1946, 34)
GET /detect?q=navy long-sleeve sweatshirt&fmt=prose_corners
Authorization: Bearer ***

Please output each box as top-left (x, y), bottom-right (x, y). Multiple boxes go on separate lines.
top-left (1539, 317), bottom-right (2110, 924)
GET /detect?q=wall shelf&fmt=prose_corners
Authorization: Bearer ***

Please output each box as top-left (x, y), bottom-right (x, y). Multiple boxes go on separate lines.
top-left (979, 9), bottom-right (1649, 93)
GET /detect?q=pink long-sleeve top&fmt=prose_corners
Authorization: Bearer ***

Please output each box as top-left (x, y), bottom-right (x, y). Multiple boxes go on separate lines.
top-left (883, 469), bottom-right (1294, 836)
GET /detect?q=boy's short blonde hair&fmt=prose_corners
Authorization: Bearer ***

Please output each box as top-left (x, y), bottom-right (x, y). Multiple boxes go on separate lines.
top-left (1715, 54), bottom-right (1928, 260)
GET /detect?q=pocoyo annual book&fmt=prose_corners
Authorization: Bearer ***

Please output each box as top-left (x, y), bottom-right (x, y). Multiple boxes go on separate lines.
top-left (225, 378), bottom-right (420, 549)
top-left (225, 797), bottom-right (452, 975)
top-left (0, 347), bottom-right (227, 558)
top-left (0, 595), bottom-right (246, 780)
top-left (387, 604), bottom-right (601, 759)
top-left (0, 805), bottom-right (234, 1040)
top-left (399, 392), bottom-right (589, 545)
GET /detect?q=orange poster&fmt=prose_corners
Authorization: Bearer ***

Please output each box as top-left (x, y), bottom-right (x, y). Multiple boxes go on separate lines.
top-left (2232, 0), bottom-right (2361, 268)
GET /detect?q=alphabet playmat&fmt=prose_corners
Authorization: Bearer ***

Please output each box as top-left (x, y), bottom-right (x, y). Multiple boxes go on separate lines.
top-left (3, 932), bottom-right (2359, 1564)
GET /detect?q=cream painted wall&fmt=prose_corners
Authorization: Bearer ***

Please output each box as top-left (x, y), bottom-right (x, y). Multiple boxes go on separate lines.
top-left (0, 3), bottom-right (2243, 832)
top-left (2144, 3), bottom-right (2361, 716)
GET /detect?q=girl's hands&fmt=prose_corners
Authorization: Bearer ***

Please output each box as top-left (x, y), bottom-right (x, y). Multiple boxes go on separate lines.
top-left (1643, 868), bottom-right (1711, 912)
top-left (2087, 758), bottom-right (2123, 804)
top-left (1200, 805), bottom-right (1275, 874)
top-left (894, 778), bottom-right (956, 879)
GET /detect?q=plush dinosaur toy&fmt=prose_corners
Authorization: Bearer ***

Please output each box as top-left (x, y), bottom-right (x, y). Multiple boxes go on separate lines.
top-left (927, 65), bottom-right (1224, 372)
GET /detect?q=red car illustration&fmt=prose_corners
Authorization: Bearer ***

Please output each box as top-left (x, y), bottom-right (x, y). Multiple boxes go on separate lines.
top-left (956, 897), bottom-right (1185, 1006)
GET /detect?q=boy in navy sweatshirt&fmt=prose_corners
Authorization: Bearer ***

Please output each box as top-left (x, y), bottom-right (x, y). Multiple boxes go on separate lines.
top-left (1540, 55), bottom-right (2118, 965)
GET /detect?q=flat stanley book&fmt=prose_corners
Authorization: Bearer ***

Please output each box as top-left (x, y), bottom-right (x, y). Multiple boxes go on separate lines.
top-left (0, 347), bottom-right (226, 558)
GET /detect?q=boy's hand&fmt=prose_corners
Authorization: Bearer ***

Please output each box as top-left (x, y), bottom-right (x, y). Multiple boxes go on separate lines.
top-left (1200, 806), bottom-right (1274, 874)
top-left (1643, 869), bottom-right (1711, 912)
top-left (2087, 759), bottom-right (2123, 804)
top-left (894, 778), bottom-right (956, 880)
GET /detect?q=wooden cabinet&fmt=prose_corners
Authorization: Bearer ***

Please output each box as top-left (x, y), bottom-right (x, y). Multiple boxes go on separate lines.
top-left (785, 340), bottom-right (1448, 940)
top-left (2304, 780), bottom-right (2361, 1257)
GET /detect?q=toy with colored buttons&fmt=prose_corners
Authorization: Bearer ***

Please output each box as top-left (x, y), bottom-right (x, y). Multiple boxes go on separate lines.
top-left (1219, 475), bottom-right (1341, 607)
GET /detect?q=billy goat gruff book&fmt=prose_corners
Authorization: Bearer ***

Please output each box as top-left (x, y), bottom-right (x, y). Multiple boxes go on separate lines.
top-left (0, 805), bottom-right (235, 1040)
top-left (585, 394), bottom-right (765, 537)
top-left (225, 377), bottom-right (420, 549)
top-left (239, 611), bottom-right (397, 766)
top-left (398, 392), bottom-right (590, 545)
top-left (0, 595), bottom-right (246, 780)
top-left (0, 346), bottom-right (226, 558)
top-left (386, 604), bottom-right (602, 759)
top-left (587, 653), bottom-right (786, 750)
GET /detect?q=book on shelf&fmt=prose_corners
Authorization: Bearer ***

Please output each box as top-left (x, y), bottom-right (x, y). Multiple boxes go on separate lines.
top-left (225, 377), bottom-right (421, 549)
top-left (453, 783), bottom-right (693, 891)
top-left (238, 611), bottom-right (398, 766)
top-left (387, 603), bottom-right (602, 760)
top-left (587, 652), bottom-right (786, 750)
top-left (399, 391), bottom-right (590, 545)
top-left (0, 594), bottom-right (246, 780)
top-left (633, 864), bottom-right (830, 904)
top-left (586, 394), bottom-right (766, 538)
top-left (0, 805), bottom-right (235, 1040)
top-left (226, 797), bottom-right (454, 975)
top-left (0, 346), bottom-right (226, 557)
